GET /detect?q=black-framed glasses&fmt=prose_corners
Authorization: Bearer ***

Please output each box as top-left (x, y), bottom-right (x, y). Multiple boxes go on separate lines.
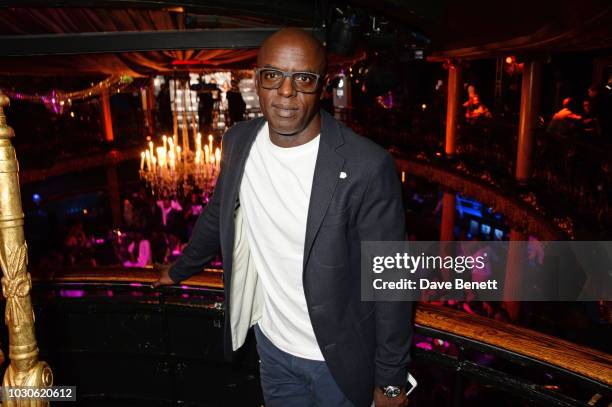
top-left (256, 68), bottom-right (321, 94)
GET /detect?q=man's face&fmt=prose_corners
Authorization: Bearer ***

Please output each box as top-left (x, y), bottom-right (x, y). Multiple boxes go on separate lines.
top-left (256, 40), bottom-right (324, 136)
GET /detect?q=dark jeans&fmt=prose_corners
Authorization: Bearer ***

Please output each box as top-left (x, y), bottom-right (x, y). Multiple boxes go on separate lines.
top-left (254, 324), bottom-right (356, 407)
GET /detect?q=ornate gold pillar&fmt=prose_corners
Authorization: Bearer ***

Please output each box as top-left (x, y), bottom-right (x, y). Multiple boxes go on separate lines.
top-left (0, 92), bottom-right (53, 405)
top-left (445, 60), bottom-right (462, 157)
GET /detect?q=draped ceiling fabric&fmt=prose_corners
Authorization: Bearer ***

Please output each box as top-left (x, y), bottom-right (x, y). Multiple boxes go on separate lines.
top-left (0, 3), bottom-right (610, 76)
top-left (0, 8), bottom-right (259, 76)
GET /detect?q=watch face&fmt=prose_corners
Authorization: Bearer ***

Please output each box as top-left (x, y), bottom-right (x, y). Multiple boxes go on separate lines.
top-left (384, 386), bottom-right (402, 398)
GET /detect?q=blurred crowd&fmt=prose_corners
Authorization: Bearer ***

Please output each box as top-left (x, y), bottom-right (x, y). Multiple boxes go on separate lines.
top-left (50, 187), bottom-right (217, 270)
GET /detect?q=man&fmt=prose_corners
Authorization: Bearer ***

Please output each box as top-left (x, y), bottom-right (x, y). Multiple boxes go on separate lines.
top-left (154, 28), bottom-right (413, 407)
top-left (547, 97), bottom-right (582, 137)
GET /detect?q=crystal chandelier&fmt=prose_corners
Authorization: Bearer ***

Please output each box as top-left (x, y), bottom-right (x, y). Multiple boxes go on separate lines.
top-left (139, 77), bottom-right (223, 198)
top-left (140, 132), bottom-right (221, 198)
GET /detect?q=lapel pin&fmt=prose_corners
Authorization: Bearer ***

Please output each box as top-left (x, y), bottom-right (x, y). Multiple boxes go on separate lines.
top-left (339, 171), bottom-right (347, 179)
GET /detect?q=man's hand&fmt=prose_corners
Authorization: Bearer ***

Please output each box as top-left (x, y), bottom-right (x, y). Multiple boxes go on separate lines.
top-left (151, 263), bottom-right (175, 288)
top-left (373, 387), bottom-right (409, 407)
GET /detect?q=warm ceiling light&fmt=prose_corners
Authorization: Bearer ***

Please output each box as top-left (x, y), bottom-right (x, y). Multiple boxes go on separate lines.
top-left (163, 7), bottom-right (184, 13)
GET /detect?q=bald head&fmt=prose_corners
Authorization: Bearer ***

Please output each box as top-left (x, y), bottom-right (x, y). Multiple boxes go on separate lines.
top-left (258, 28), bottom-right (327, 75)
top-left (255, 27), bottom-right (327, 146)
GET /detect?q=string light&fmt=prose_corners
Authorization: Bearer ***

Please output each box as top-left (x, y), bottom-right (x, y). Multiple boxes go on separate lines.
top-left (1, 75), bottom-right (133, 115)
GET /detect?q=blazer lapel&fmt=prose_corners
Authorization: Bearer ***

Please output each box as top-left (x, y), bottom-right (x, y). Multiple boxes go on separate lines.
top-left (303, 110), bottom-right (345, 270)
top-left (221, 117), bottom-right (264, 277)
top-left (225, 117), bottom-right (265, 208)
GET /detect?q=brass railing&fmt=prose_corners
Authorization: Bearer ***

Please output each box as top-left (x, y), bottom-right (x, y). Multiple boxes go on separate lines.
top-left (37, 267), bottom-right (612, 390)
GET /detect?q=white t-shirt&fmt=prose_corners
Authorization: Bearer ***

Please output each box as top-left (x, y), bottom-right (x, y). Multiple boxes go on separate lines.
top-left (239, 122), bottom-right (323, 360)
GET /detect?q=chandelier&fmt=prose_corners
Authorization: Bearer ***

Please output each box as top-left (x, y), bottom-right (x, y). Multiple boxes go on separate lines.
top-left (140, 132), bottom-right (221, 198)
top-left (139, 76), bottom-right (228, 198)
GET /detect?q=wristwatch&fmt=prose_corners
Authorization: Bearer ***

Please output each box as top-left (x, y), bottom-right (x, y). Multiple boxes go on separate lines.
top-left (380, 373), bottom-right (418, 398)
top-left (380, 385), bottom-right (402, 398)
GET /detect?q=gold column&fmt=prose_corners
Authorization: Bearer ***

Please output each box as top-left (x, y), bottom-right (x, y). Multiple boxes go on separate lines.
top-left (445, 60), bottom-right (462, 157)
top-left (0, 92), bottom-right (52, 405)
top-left (515, 59), bottom-right (543, 184)
top-left (101, 88), bottom-right (114, 142)
top-left (503, 229), bottom-right (527, 322)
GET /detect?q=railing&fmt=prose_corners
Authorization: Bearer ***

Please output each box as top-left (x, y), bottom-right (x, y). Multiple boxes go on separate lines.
top-left (336, 106), bottom-right (612, 238)
top-left (19, 147), bottom-right (142, 185)
top-left (23, 268), bottom-right (612, 407)
top-left (454, 125), bottom-right (612, 238)
top-left (415, 303), bottom-right (611, 406)
top-left (455, 120), bottom-right (518, 178)
top-left (395, 156), bottom-right (565, 239)
top-left (455, 123), bottom-right (612, 236)
top-left (532, 132), bottom-right (612, 230)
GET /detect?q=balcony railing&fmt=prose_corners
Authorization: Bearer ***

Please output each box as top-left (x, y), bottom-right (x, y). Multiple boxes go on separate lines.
top-left (20, 268), bottom-right (612, 406)
top-left (336, 107), bottom-right (612, 238)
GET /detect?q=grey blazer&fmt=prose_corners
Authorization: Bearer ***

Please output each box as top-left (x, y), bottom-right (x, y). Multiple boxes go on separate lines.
top-left (170, 110), bottom-right (413, 407)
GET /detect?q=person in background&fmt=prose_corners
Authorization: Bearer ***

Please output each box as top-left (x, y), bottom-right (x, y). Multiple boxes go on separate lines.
top-left (155, 195), bottom-right (184, 237)
top-left (64, 221), bottom-right (95, 267)
top-left (547, 97), bottom-right (582, 137)
top-left (123, 230), bottom-right (152, 268)
top-left (465, 96), bottom-right (492, 123)
top-left (227, 81), bottom-right (247, 125)
top-left (184, 191), bottom-right (203, 238)
top-left (587, 83), bottom-right (611, 140)
top-left (156, 82), bottom-right (172, 135)
top-left (123, 197), bottom-right (135, 228)
top-left (587, 84), bottom-right (604, 120)
top-left (165, 233), bottom-right (183, 263)
top-left (581, 99), bottom-right (601, 138)
top-left (150, 227), bottom-right (169, 265)
top-left (463, 85), bottom-right (479, 115)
